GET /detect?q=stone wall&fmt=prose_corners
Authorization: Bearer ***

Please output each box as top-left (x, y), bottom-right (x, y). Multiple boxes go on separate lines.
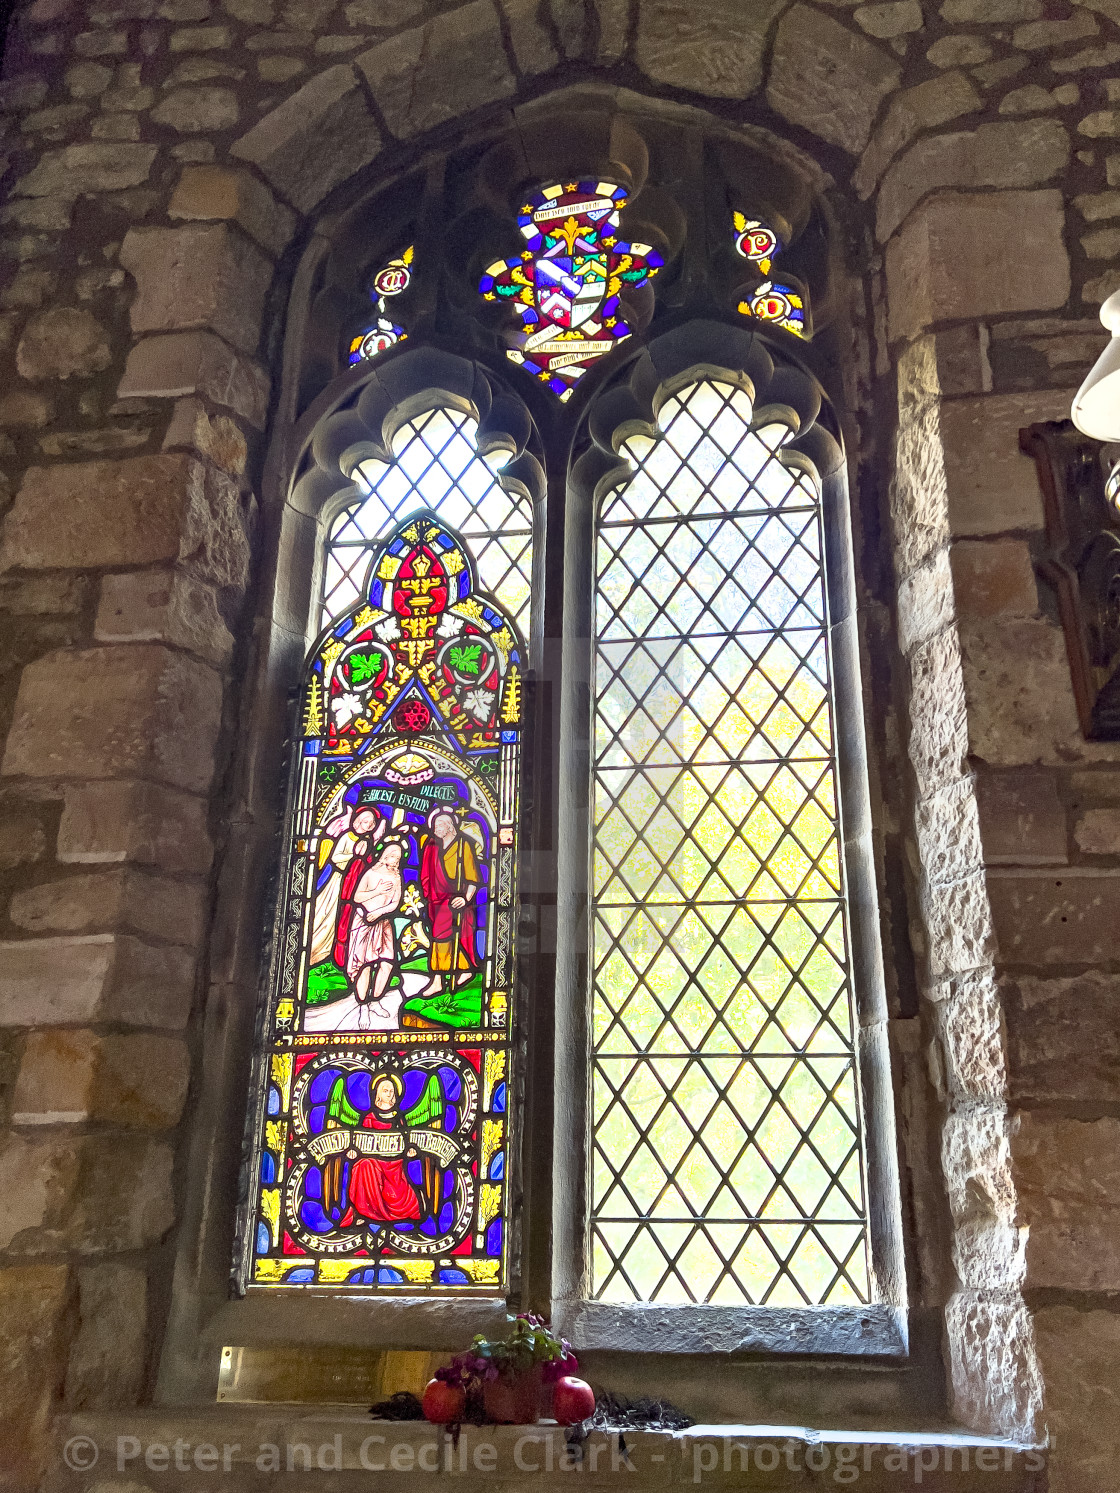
top-left (0, 0), bottom-right (1118, 1487)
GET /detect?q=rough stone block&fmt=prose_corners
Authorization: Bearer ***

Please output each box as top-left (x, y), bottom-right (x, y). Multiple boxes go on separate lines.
top-left (907, 628), bottom-right (969, 796)
top-left (854, 0), bottom-right (923, 36)
top-left (1074, 807), bottom-right (1120, 853)
top-left (0, 804), bottom-right (47, 870)
top-left (2, 645), bottom-right (223, 793)
top-left (120, 223), bottom-right (271, 356)
top-left (974, 768), bottom-right (1067, 865)
top-left (15, 141), bottom-right (157, 197)
top-left (916, 775), bottom-right (984, 885)
top-left (356, 4), bottom-right (515, 138)
top-left (1071, 768), bottom-right (1120, 804)
top-left (499, 0), bottom-right (558, 72)
top-left (16, 305), bottom-right (111, 381)
top-left (927, 33), bottom-right (992, 65)
top-left (11, 1028), bottom-right (98, 1123)
top-left (231, 63), bottom-right (381, 213)
top-left (941, 389), bottom-right (1075, 536)
top-left (635, 0), bottom-right (783, 97)
top-left (1004, 969), bottom-right (1120, 1104)
top-left (0, 934), bottom-right (196, 1029)
top-left (945, 1293), bottom-right (1043, 1442)
top-left (925, 868), bottom-right (996, 978)
top-left (0, 1133), bottom-right (80, 1250)
top-left (96, 566), bottom-right (235, 666)
top-left (887, 190), bottom-right (1070, 342)
top-left (58, 778), bottom-right (212, 875)
top-left (855, 70), bottom-right (982, 197)
top-left (168, 162), bottom-right (296, 257)
top-left (1014, 1113), bottom-right (1120, 1289)
top-left (934, 970), bottom-right (1006, 1101)
top-left (896, 545), bottom-right (954, 654)
top-left (989, 870), bottom-right (1120, 963)
top-left (14, 1029), bottom-right (188, 1128)
top-left (943, 0), bottom-right (1040, 17)
top-left (0, 1265), bottom-right (71, 1490)
top-left (877, 119), bottom-right (1069, 242)
top-left (766, 5), bottom-right (900, 154)
top-left (960, 618), bottom-right (1083, 765)
top-left (931, 322), bottom-right (992, 396)
top-left (116, 329), bottom-right (270, 427)
top-left (0, 389), bottom-right (52, 428)
top-left (162, 397), bottom-right (248, 476)
top-left (0, 453), bottom-right (249, 584)
top-left (1034, 1306), bottom-right (1120, 1493)
top-left (1015, 9), bottom-right (1098, 46)
top-left (9, 868), bottom-right (207, 947)
top-left (60, 1135), bottom-right (175, 1254)
top-left (64, 1262), bottom-right (146, 1409)
top-left (891, 337), bottom-right (950, 578)
top-left (150, 84), bottom-right (238, 132)
top-left (949, 539), bottom-right (1038, 618)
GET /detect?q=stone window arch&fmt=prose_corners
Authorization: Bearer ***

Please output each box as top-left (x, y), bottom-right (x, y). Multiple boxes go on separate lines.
top-left (142, 92), bottom-right (1034, 1436)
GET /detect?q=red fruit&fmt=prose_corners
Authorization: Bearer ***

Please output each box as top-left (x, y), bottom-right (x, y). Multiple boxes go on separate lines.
top-left (422, 1378), bottom-right (465, 1425)
top-left (551, 1375), bottom-right (595, 1425)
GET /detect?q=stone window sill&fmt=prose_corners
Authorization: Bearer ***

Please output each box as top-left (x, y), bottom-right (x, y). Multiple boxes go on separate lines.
top-left (52, 1411), bottom-right (1046, 1490)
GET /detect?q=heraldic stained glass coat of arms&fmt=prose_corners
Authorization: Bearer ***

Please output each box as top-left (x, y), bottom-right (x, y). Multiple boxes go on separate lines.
top-left (479, 180), bottom-right (663, 400)
top-left (244, 410), bottom-right (528, 1293)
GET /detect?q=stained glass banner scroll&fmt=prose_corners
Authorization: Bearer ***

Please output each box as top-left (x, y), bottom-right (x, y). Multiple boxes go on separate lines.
top-left (480, 181), bottom-right (663, 400)
top-left (589, 379), bottom-right (869, 1307)
top-left (247, 420), bottom-right (526, 1293)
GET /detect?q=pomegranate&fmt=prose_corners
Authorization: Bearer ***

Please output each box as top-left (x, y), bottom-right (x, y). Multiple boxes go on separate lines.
top-left (422, 1377), bottom-right (466, 1425)
top-left (551, 1375), bottom-right (595, 1426)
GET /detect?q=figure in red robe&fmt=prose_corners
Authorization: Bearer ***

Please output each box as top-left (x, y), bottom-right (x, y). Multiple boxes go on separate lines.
top-left (345, 1074), bottom-right (421, 1223)
top-left (418, 809), bottom-right (481, 997)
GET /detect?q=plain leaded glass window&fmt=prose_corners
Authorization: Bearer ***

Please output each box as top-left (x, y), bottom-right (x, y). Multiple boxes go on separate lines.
top-left (587, 378), bottom-right (872, 1307)
top-left (320, 406), bottom-right (533, 637)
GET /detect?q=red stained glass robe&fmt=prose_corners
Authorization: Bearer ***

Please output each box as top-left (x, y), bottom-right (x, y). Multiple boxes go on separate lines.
top-left (347, 1111), bottom-right (421, 1222)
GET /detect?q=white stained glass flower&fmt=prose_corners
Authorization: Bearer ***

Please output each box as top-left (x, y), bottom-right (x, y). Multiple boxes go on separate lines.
top-left (332, 690), bottom-right (365, 727)
top-left (375, 616), bottom-right (401, 641)
top-left (464, 688), bottom-right (495, 719)
top-left (437, 610), bottom-right (466, 638)
top-left (401, 883), bottom-right (423, 916)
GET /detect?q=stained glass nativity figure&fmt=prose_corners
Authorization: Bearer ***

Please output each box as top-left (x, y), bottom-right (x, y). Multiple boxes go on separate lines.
top-left (479, 180), bottom-right (663, 398)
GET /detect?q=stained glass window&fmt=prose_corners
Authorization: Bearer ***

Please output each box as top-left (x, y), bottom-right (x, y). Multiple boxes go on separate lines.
top-left (348, 245), bottom-right (413, 365)
top-left (588, 378), bottom-right (870, 1307)
top-left (732, 214), bottom-right (806, 338)
top-left (245, 406), bottom-right (527, 1292)
top-left (479, 181), bottom-right (663, 400)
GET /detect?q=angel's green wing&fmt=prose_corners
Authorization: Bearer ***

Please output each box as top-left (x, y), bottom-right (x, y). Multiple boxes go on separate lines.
top-left (403, 1073), bottom-right (444, 1128)
top-left (327, 1075), bottom-right (360, 1128)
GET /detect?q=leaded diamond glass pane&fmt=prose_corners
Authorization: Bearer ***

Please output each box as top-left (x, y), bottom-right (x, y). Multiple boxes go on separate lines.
top-left (589, 378), bottom-right (871, 1307)
top-left (321, 406), bottom-right (533, 635)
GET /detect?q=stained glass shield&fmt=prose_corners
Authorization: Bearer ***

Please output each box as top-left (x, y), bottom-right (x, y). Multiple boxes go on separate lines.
top-left (244, 407), bottom-right (528, 1294)
top-left (588, 379), bottom-right (871, 1307)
